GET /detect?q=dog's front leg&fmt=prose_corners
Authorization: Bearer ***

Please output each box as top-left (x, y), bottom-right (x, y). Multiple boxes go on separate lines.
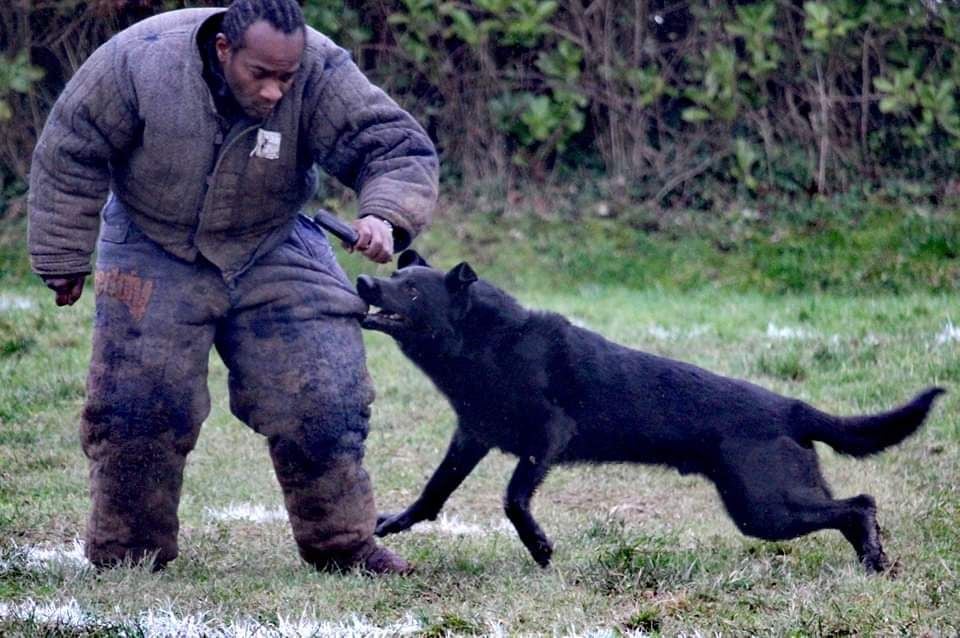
top-left (503, 410), bottom-right (575, 567)
top-left (376, 429), bottom-right (489, 536)
top-left (504, 455), bottom-right (555, 568)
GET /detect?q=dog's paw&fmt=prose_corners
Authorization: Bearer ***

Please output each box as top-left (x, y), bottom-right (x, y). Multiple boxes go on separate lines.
top-left (529, 537), bottom-right (554, 568)
top-left (884, 557), bottom-right (902, 579)
top-left (375, 511), bottom-right (414, 536)
top-left (859, 520), bottom-right (890, 575)
top-left (861, 548), bottom-right (891, 575)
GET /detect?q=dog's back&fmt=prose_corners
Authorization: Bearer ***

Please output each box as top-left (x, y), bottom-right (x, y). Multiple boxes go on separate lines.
top-left (416, 288), bottom-right (942, 470)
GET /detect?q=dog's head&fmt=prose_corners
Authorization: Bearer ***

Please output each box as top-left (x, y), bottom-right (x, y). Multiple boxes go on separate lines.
top-left (356, 250), bottom-right (478, 346)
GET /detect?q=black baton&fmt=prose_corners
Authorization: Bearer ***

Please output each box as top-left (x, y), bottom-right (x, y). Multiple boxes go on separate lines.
top-left (312, 208), bottom-right (359, 246)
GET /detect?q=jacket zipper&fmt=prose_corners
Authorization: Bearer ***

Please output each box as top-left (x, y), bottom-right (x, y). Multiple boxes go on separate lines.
top-left (193, 121), bottom-right (261, 255)
top-left (204, 122), bottom-right (261, 190)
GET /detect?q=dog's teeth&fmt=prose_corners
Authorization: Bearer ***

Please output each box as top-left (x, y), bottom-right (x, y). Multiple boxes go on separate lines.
top-left (368, 308), bottom-right (403, 321)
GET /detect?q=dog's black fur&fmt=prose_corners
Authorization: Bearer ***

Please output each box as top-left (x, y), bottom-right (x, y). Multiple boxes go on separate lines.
top-left (357, 251), bottom-right (945, 572)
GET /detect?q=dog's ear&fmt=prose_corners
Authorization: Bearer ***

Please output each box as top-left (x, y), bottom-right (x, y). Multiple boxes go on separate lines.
top-left (398, 250), bottom-right (430, 269)
top-left (445, 262), bottom-right (478, 292)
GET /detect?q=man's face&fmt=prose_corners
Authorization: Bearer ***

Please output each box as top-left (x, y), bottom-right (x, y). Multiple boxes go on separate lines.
top-left (216, 20), bottom-right (304, 120)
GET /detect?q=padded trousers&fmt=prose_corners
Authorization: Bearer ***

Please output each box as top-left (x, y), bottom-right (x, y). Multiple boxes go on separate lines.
top-left (81, 198), bottom-right (378, 570)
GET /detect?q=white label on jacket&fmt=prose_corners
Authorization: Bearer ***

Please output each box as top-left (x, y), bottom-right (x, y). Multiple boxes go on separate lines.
top-left (251, 129), bottom-right (282, 160)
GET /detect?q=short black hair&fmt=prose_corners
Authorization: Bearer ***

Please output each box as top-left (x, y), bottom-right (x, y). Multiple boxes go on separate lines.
top-left (221, 0), bottom-right (305, 49)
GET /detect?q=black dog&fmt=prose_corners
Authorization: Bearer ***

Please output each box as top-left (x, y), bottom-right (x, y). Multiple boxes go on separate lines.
top-left (357, 251), bottom-right (945, 572)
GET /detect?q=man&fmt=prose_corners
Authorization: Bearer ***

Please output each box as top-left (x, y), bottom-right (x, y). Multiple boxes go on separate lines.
top-left (27, 0), bottom-right (438, 574)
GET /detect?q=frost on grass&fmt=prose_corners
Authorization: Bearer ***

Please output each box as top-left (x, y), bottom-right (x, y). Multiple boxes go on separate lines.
top-left (408, 512), bottom-right (513, 537)
top-left (566, 317), bottom-right (713, 342)
top-left (0, 539), bottom-right (87, 573)
top-left (646, 324), bottom-right (711, 341)
top-left (0, 598), bottom-right (424, 637)
top-left (0, 599), bottom-right (90, 630)
top-left (273, 611), bottom-right (421, 638)
top-left (203, 504), bottom-right (511, 538)
top-left (204, 502), bottom-right (289, 524)
top-left (936, 320), bottom-right (960, 344)
top-left (765, 322), bottom-right (817, 340)
top-left (135, 607), bottom-right (419, 638)
top-left (0, 599), bottom-right (685, 638)
top-left (0, 294), bottom-right (34, 312)
top-left (0, 545), bottom-right (428, 635)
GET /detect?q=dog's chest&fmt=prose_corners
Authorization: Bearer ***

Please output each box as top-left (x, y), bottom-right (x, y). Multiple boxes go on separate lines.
top-left (444, 374), bottom-right (552, 455)
top-left (412, 341), bottom-right (556, 455)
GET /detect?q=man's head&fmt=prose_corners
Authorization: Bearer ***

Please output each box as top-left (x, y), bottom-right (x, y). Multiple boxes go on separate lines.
top-left (216, 0), bottom-right (306, 119)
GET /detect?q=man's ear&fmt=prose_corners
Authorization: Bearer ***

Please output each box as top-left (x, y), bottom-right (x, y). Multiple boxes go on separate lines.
top-left (215, 33), bottom-right (232, 64)
top-left (445, 262), bottom-right (478, 292)
top-left (398, 250), bottom-right (430, 269)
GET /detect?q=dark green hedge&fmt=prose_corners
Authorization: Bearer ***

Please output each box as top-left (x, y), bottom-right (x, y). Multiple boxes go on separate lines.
top-left (3, 1), bottom-right (959, 206)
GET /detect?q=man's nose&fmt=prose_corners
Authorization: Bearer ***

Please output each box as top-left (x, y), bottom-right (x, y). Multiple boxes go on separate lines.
top-left (260, 81), bottom-right (283, 103)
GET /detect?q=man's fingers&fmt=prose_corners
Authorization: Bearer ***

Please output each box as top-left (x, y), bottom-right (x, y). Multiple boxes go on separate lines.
top-left (350, 222), bottom-right (372, 252)
top-left (366, 242), bottom-right (392, 263)
top-left (67, 278), bottom-right (85, 304)
top-left (359, 234), bottom-right (392, 263)
top-left (45, 275), bottom-right (85, 306)
top-left (376, 244), bottom-right (393, 263)
top-left (368, 222), bottom-right (394, 263)
top-left (55, 287), bottom-right (80, 306)
top-left (362, 235), bottom-right (390, 263)
top-left (343, 217), bottom-right (394, 262)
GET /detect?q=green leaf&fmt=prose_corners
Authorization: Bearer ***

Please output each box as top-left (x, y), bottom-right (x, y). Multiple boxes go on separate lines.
top-left (681, 107), bottom-right (712, 124)
top-left (872, 77), bottom-right (895, 93)
top-left (804, 2), bottom-right (831, 25)
top-left (535, 1), bottom-right (558, 21)
top-left (8, 75), bottom-right (30, 94)
top-left (879, 96), bottom-right (905, 114)
top-left (444, 8), bottom-right (479, 45)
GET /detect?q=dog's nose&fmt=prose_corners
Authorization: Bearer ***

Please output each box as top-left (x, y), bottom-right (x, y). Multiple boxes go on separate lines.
top-left (356, 275), bottom-right (377, 300)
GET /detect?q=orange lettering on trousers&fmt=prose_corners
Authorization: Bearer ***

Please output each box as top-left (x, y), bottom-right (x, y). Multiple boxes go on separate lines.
top-left (94, 268), bottom-right (154, 322)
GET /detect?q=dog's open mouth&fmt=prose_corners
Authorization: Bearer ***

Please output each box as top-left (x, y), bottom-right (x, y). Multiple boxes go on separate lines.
top-left (361, 306), bottom-right (411, 331)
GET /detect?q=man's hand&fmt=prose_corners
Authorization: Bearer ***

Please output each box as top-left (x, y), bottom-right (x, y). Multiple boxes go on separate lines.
top-left (347, 216), bottom-right (394, 264)
top-left (43, 274), bottom-right (86, 306)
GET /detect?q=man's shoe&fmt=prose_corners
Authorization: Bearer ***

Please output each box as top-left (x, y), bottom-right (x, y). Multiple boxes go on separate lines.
top-left (363, 545), bottom-right (414, 575)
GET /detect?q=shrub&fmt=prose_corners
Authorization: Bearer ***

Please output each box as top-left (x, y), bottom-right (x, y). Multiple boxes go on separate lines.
top-left (2, 0), bottom-right (959, 206)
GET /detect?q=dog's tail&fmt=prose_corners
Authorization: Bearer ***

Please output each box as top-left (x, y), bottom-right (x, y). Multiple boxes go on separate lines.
top-left (798, 387), bottom-right (946, 457)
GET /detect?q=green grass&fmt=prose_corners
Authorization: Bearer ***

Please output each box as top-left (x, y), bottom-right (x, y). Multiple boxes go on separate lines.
top-left (362, 196), bottom-right (960, 295)
top-left (1, 201), bottom-right (959, 634)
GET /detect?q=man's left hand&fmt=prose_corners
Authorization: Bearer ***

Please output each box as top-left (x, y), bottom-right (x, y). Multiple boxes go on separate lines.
top-left (348, 217), bottom-right (394, 264)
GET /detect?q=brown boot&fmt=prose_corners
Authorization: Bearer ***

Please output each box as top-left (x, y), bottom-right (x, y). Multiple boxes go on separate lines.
top-left (300, 542), bottom-right (413, 575)
top-left (362, 545), bottom-right (414, 575)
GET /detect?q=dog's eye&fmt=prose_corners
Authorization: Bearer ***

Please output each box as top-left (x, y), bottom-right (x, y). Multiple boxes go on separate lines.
top-left (403, 282), bottom-right (419, 300)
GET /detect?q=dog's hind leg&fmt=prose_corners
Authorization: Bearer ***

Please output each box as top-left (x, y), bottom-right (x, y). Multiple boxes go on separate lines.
top-left (714, 437), bottom-right (889, 573)
top-left (772, 493), bottom-right (887, 573)
top-left (835, 494), bottom-right (887, 573)
top-left (376, 429), bottom-right (489, 536)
